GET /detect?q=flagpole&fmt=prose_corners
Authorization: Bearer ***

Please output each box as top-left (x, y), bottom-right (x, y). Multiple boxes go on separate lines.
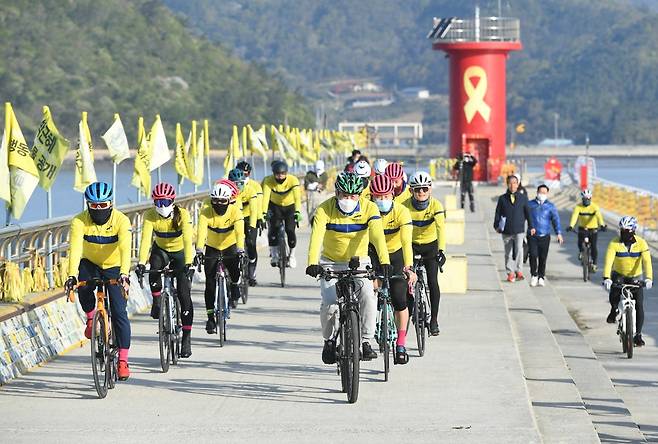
top-left (157, 167), bottom-right (161, 184)
top-left (112, 162), bottom-right (117, 205)
top-left (206, 155), bottom-right (211, 190)
top-left (46, 190), bottom-right (54, 288)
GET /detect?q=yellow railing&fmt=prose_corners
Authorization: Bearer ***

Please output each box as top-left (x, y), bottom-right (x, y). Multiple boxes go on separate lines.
top-left (592, 180), bottom-right (658, 230)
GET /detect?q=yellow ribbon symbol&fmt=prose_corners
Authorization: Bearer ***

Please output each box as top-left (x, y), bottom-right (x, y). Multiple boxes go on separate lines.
top-left (463, 66), bottom-right (491, 123)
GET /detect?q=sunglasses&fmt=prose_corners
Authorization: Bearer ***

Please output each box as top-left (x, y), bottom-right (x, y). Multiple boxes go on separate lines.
top-left (211, 197), bottom-right (230, 205)
top-left (154, 198), bottom-right (173, 208)
top-left (88, 201), bottom-right (112, 210)
top-left (412, 187), bottom-right (430, 193)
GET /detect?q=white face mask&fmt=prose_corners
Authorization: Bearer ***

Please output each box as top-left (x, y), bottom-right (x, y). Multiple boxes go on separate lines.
top-left (537, 193), bottom-right (548, 203)
top-left (155, 204), bottom-right (174, 218)
top-left (337, 198), bottom-right (359, 214)
top-left (374, 198), bottom-right (393, 213)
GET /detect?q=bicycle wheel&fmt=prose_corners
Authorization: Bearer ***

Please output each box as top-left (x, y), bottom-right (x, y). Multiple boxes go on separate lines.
top-left (582, 244), bottom-right (590, 282)
top-left (171, 297), bottom-right (181, 365)
top-left (345, 310), bottom-right (360, 403)
top-left (159, 291), bottom-right (171, 373)
top-left (91, 311), bottom-right (109, 399)
top-left (278, 236), bottom-right (286, 288)
top-left (240, 257), bottom-right (249, 304)
top-left (107, 326), bottom-right (117, 390)
top-left (382, 303), bottom-right (390, 382)
top-left (625, 308), bottom-right (634, 359)
top-left (217, 277), bottom-right (226, 347)
top-left (414, 283), bottom-right (426, 357)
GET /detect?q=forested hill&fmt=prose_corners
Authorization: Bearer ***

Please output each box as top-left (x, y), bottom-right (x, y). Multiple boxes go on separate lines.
top-left (0, 0), bottom-right (312, 144)
top-left (164, 0), bottom-right (658, 144)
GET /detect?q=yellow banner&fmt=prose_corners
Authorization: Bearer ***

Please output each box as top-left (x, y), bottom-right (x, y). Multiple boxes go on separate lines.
top-left (247, 124), bottom-right (268, 158)
top-left (31, 106), bottom-right (70, 191)
top-left (131, 116), bottom-right (152, 196)
top-left (187, 121), bottom-right (203, 186)
top-left (174, 122), bottom-right (191, 183)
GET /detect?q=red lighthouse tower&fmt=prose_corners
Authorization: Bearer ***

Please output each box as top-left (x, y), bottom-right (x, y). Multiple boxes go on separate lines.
top-left (430, 13), bottom-right (521, 182)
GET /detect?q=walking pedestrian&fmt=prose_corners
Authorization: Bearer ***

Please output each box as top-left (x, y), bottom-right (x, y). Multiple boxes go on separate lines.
top-left (494, 175), bottom-right (535, 282)
top-left (527, 184), bottom-right (564, 287)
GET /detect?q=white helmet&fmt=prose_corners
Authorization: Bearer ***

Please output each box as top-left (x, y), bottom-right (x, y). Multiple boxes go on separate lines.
top-left (619, 216), bottom-right (638, 232)
top-left (581, 189), bottom-right (593, 199)
top-left (315, 159), bottom-right (325, 175)
top-left (210, 182), bottom-right (233, 200)
top-left (409, 171), bottom-right (432, 188)
top-left (373, 158), bottom-right (389, 175)
top-left (354, 160), bottom-right (372, 178)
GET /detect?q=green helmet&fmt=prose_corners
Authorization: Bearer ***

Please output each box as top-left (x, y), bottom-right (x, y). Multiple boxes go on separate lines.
top-left (335, 172), bottom-right (365, 195)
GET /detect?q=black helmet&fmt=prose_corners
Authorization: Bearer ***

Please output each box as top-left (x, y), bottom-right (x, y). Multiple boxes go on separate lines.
top-left (272, 160), bottom-right (288, 174)
top-left (236, 160), bottom-right (252, 173)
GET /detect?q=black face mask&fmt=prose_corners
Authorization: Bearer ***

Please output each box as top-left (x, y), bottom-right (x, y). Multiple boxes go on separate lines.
top-left (275, 176), bottom-right (286, 184)
top-left (212, 203), bottom-right (229, 215)
top-left (582, 199), bottom-right (591, 206)
top-left (89, 208), bottom-right (112, 225)
top-left (412, 197), bottom-right (430, 210)
top-left (620, 230), bottom-right (635, 244)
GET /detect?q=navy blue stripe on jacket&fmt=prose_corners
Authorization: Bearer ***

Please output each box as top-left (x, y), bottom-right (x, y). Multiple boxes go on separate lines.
top-left (84, 234), bottom-right (119, 244)
top-left (209, 226), bottom-right (234, 234)
top-left (154, 230), bottom-right (183, 238)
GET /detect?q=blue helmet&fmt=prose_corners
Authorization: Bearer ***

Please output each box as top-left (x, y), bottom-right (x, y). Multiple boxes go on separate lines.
top-left (84, 182), bottom-right (113, 203)
top-left (228, 168), bottom-right (246, 183)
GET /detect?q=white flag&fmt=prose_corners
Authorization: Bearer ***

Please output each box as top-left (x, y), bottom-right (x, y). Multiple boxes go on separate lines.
top-left (74, 113), bottom-right (97, 192)
top-left (102, 114), bottom-right (130, 164)
top-left (148, 114), bottom-right (171, 171)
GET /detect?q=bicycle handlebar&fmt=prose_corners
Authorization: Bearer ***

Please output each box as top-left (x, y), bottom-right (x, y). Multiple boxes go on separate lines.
top-left (319, 267), bottom-right (374, 281)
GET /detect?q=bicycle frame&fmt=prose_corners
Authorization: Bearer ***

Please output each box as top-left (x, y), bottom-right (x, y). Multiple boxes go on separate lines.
top-left (616, 285), bottom-right (638, 338)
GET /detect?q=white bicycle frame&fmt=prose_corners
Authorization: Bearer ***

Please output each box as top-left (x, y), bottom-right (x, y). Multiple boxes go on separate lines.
top-left (617, 288), bottom-right (636, 340)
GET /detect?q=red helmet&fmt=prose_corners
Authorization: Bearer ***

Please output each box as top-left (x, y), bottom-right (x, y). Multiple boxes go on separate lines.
top-left (152, 182), bottom-right (176, 200)
top-left (385, 162), bottom-right (404, 180)
top-left (215, 178), bottom-right (239, 198)
top-left (370, 174), bottom-right (394, 196)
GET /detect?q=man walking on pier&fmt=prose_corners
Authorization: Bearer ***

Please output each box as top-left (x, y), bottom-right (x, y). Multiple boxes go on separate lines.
top-left (494, 175), bottom-right (535, 282)
top-left (527, 184), bottom-right (564, 287)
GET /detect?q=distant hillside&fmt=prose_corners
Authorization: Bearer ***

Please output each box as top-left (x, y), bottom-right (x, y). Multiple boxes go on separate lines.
top-left (0, 0), bottom-right (312, 145)
top-left (164, 0), bottom-right (658, 144)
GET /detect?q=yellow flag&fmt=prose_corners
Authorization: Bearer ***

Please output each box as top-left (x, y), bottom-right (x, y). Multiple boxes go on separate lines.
top-left (0, 103), bottom-right (12, 205)
top-left (241, 126), bottom-right (249, 157)
top-left (354, 127), bottom-right (368, 149)
top-left (195, 128), bottom-right (205, 185)
top-left (148, 114), bottom-right (171, 171)
top-left (247, 124), bottom-right (268, 158)
top-left (224, 125), bottom-right (240, 173)
top-left (102, 113), bottom-right (130, 164)
top-left (73, 112), bottom-right (97, 193)
top-left (131, 117), bottom-right (152, 196)
top-left (32, 106), bottom-right (70, 191)
top-left (187, 121), bottom-right (203, 186)
top-left (271, 125), bottom-right (298, 165)
top-left (4, 103), bottom-right (39, 219)
top-left (204, 119), bottom-right (210, 157)
top-left (174, 122), bottom-right (191, 183)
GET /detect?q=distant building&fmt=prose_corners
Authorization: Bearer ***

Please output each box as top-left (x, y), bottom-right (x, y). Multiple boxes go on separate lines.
top-left (399, 87), bottom-right (430, 100)
top-left (339, 121), bottom-right (423, 146)
top-left (329, 79), bottom-right (383, 96)
top-left (538, 138), bottom-right (574, 147)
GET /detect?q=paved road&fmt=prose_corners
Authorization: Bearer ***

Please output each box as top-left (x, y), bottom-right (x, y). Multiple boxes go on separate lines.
top-left (1, 184), bottom-right (657, 443)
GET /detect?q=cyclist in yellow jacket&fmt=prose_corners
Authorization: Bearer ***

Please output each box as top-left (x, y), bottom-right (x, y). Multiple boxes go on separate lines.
top-left (567, 189), bottom-right (606, 271)
top-left (306, 172), bottom-right (391, 364)
top-left (197, 181), bottom-right (245, 333)
top-left (603, 216), bottom-right (653, 346)
top-left (403, 171), bottom-right (446, 336)
top-left (262, 160), bottom-right (302, 268)
top-left (64, 182), bottom-right (132, 380)
top-left (136, 182), bottom-right (194, 358)
top-left (229, 167), bottom-right (260, 286)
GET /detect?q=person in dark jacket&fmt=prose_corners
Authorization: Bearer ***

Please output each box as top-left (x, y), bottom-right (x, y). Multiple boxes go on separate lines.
top-left (527, 184), bottom-right (564, 287)
top-left (453, 152), bottom-right (477, 212)
top-left (494, 175), bottom-right (535, 282)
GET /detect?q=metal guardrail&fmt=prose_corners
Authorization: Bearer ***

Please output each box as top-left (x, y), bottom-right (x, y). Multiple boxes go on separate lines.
top-left (0, 191), bottom-right (209, 283)
top-left (436, 17), bottom-right (520, 43)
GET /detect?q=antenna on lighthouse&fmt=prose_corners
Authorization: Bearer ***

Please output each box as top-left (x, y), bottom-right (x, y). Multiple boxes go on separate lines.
top-left (475, 5), bottom-right (480, 42)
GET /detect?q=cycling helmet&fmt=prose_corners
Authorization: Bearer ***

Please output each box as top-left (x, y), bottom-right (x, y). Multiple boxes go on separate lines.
top-left (354, 160), bottom-right (372, 178)
top-left (272, 160), bottom-right (288, 174)
top-left (228, 168), bottom-right (246, 183)
top-left (152, 182), bottom-right (176, 200)
top-left (85, 182), bottom-right (113, 203)
top-left (335, 172), bottom-right (365, 195)
top-left (370, 174), bottom-right (394, 196)
top-left (385, 162), bottom-right (404, 180)
top-left (210, 181), bottom-right (235, 200)
top-left (581, 189), bottom-right (593, 199)
top-left (619, 216), bottom-right (638, 232)
top-left (236, 160), bottom-right (252, 173)
top-left (409, 171), bottom-right (432, 189)
top-left (373, 159), bottom-right (389, 175)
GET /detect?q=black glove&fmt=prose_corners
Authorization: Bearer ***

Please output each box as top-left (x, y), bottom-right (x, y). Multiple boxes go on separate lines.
top-left (256, 219), bottom-right (265, 233)
top-left (64, 276), bottom-right (77, 294)
top-left (135, 264), bottom-right (146, 279)
top-left (382, 264), bottom-right (394, 279)
top-left (194, 250), bottom-right (204, 267)
top-left (119, 273), bottom-right (131, 287)
top-left (566, 226), bottom-right (573, 232)
top-left (306, 264), bottom-right (322, 278)
top-left (600, 225), bottom-right (607, 232)
top-left (184, 264), bottom-right (195, 281)
top-left (437, 250), bottom-right (447, 268)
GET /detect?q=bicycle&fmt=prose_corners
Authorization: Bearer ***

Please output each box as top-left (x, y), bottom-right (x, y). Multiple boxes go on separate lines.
top-left (575, 228), bottom-right (597, 282)
top-left (138, 267), bottom-right (181, 373)
top-left (319, 258), bottom-right (373, 404)
top-left (269, 216), bottom-right (297, 288)
top-left (409, 255), bottom-right (432, 357)
top-left (306, 185), bottom-right (322, 221)
top-left (374, 273), bottom-right (401, 382)
top-left (612, 280), bottom-right (644, 359)
top-left (238, 252), bottom-right (249, 305)
top-left (69, 278), bottom-right (125, 399)
top-left (205, 251), bottom-right (241, 347)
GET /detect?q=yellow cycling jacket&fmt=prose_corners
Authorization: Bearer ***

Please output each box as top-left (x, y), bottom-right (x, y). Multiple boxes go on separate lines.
top-left (380, 203), bottom-right (413, 267)
top-left (245, 179), bottom-right (263, 222)
top-left (603, 235), bottom-right (653, 279)
top-left (262, 174), bottom-right (301, 212)
top-left (138, 207), bottom-right (194, 265)
top-left (308, 197), bottom-right (390, 265)
top-left (569, 203), bottom-right (604, 229)
top-left (237, 185), bottom-right (259, 229)
top-left (68, 209), bottom-right (132, 276)
top-left (197, 204), bottom-right (245, 251)
top-left (402, 197), bottom-right (446, 250)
